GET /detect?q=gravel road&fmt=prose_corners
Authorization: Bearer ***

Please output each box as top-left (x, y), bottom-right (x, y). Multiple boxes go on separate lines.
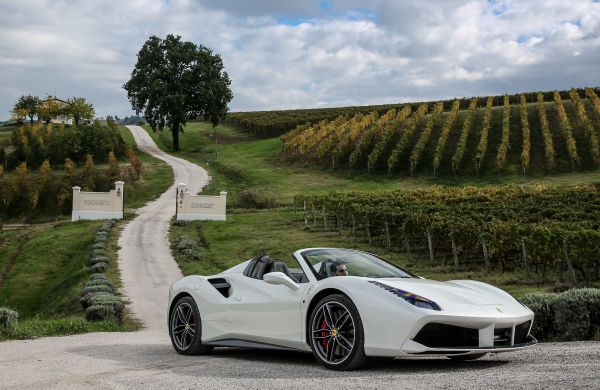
top-left (1, 126), bottom-right (599, 389)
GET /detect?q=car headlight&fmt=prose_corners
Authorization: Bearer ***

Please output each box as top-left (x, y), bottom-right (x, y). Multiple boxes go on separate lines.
top-left (369, 281), bottom-right (441, 311)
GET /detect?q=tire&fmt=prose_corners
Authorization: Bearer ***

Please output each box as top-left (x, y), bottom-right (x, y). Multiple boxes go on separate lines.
top-left (447, 353), bottom-right (487, 361)
top-left (169, 296), bottom-right (213, 355)
top-left (308, 294), bottom-right (367, 370)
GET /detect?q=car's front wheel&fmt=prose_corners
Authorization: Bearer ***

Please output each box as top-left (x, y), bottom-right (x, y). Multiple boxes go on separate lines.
top-left (169, 296), bottom-right (213, 355)
top-left (309, 294), bottom-right (367, 370)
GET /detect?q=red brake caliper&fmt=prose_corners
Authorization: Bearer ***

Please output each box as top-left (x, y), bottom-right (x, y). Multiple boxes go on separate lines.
top-left (321, 320), bottom-right (329, 349)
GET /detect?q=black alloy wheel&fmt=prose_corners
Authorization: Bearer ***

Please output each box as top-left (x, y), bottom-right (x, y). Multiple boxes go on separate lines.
top-left (169, 296), bottom-right (213, 355)
top-left (309, 294), bottom-right (367, 370)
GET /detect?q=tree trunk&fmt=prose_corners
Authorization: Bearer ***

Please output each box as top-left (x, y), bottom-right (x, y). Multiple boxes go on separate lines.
top-left (172, 121), bottom-right (180, 151)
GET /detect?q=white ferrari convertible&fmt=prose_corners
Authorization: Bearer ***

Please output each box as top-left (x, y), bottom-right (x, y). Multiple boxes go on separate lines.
top-left (168, 248), bottom-right (536, 370)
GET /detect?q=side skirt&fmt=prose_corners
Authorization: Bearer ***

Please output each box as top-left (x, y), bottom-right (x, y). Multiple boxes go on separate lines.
top-left (204, 338), bottom-right (302, 351)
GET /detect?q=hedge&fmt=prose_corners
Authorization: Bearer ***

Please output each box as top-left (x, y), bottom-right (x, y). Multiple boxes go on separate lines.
top-left (521, 288), bottom-right (600, 341)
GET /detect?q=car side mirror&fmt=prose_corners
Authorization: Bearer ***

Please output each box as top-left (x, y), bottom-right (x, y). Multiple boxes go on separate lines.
top-left (263, 272), bottom-right (300, 291)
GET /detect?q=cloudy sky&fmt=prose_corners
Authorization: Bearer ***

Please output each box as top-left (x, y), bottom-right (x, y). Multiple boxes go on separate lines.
top-left (1, 0), bottom-right (599, 120)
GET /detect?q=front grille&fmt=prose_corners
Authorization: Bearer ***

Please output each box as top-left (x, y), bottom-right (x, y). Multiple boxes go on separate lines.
top-left (514, 320), bottom-right (531, 345)
top-left (494, 327), bottom-right (512, 346)
top-left (413, 323), bottom-right (479, 348)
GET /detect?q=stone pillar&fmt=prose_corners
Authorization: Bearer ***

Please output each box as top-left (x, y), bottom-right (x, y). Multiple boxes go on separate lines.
top-left (71, 186), bottom-right (81, 221)
top-left (220, 191), bottom-right (228, 221)
top-left (114, 181), bottom-right (125, 217)
top-left (177, 183), bottom-right (187, 216)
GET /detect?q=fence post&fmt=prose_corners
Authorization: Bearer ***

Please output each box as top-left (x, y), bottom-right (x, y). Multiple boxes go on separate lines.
top-left (385, 221), bottom-right (391, 250)
top-left (312, 204), bottom-right (317, 227)
top-left (303, 201), bottom-right (308, 225)
top-left (337, 210), bottom-right (342, 235)
top-left (427, 230), bottom-right (434, 262)
top-left (323, 205), bottom-right (327, 231)
top-left (480, 233), bottom-right (490, 271)
top-left (520, 238), bottom-right (532, 280)
top-left (352, 214), bottom-right (356, 241)
top-left (366, 219), bottom-right (372, 245)
top-left (562, 237), bottom-right (577, 284)
top-left (450, 232), bottom-right (459, 269)
top-left (402, 222), bottom-right (412, 262)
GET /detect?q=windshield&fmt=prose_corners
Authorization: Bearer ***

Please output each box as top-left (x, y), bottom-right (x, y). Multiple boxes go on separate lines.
top-left (301, 248), bottom-right (413, 279)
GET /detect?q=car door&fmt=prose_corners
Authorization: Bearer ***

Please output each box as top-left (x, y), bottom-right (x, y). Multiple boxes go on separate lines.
top-left (228, 276), bottom-right (307, 349)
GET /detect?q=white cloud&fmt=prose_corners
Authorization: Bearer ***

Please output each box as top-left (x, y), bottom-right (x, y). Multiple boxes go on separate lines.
top-left (0, 0), bottom-right (599, 119)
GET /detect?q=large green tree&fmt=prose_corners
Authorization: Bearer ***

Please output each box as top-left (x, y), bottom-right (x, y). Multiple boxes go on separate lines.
top-left (123, 34), bottom-right (233, 151)
top-left (12, 95), bottom-right (40, 124)
top-left (66, 97), bottom-right (95, 127)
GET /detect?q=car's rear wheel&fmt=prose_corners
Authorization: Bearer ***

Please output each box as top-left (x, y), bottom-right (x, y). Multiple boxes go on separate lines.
top-left (169, 296), bottom-right (213, 355)
top-left (447, 353), bottom-right (487, 361)
top-left (309, 294), bottom-right (367, 370)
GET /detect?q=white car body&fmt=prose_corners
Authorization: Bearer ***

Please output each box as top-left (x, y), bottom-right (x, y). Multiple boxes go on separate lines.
top-left (168, 248), bottom-right (536, 358)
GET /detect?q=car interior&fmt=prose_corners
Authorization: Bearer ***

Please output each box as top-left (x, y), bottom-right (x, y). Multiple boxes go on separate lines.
top-left (243, 255), bottom-right (309, 283)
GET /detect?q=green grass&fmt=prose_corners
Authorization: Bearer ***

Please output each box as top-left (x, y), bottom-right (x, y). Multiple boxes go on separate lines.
top-left (119, 125), bottom-right (173, 208)
top-left (0, 219), bottom-right (140, 340)
top-left (0, 316), bottom-right (137, 341)
top-left (168, 208), bottom-right (581, 298)
top-left (144, 122), bottom-right (600, 206)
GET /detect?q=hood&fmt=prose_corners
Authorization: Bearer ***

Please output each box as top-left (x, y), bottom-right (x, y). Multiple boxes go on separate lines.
top-left (373, 278), bottom-right (510, 306)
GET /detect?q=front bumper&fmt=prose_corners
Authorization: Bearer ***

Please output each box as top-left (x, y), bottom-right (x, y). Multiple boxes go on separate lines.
top-left (402, 320), bottom-right (537, 355)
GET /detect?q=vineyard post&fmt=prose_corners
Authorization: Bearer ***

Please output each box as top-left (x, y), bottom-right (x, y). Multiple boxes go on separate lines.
top-left (366, 219), bottom-right (372, 245)
top-left (352, 214), bottom-right (356, 240)
top-left (293, 198), bottom-right (296, 215)
top-left (480, 233), bottom-right (490, 271)
top-left (520, 238), bottom-right (532, 280)
top-left (312, 204), bottom-right (316, 227)
top-left (323, 205), bottom-right (327, 231)
top-left (427, 230), bottom-right (434, 263)
top-left (562, 237), bottom-right (577, 283)
top-left (450, 232), bottom-right (459, 270)
top-left (385, 221), bottom-right (391, 250)
top-left (337, 210), bottom-right (342, 235)
top-left (401, 222), bottom-right (412, 262)
top-left (303, 201), bottom-right (308, 225)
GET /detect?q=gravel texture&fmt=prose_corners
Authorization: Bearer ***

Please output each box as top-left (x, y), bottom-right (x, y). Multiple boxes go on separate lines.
top-left (1, 333), bottom-right (598, 389)
top-left (1, 125), bottom-right (598, 389)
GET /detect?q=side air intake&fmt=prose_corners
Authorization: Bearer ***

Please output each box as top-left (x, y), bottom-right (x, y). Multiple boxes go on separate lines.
top-left (208, 278), bottom-right (231, 298)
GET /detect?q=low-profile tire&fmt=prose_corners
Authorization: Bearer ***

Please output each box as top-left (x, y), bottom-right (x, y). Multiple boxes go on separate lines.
top-left (447, 353), bottom-right (487, 361)
top-left (169, 296), bottom-right (213, 355)
top-left (309, 294), bottom-right (367, 370)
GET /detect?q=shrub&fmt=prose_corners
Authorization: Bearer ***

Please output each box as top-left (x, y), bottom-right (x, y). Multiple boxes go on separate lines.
top-left (90, 273), bottom-right (109, 282)
top-left (0, 307), bottom-right (19, 328)
top-left (90, 262), bottom-right (109, 274)
top-left (521, 288), bottom-right (600, 341)
top-left (91, 242), bottom-right (106, 251)
top-left (89, 256), bottom-right (110, 266)
top-left (85, 303), bottom-right (123, 323)
top-left (236, 188), bottom-right (277, 209)
top-left (181, 248), bottom-right (201, 260)
top-left (520, 293), bottom-right (559, 339)
top-left (176, 236), bottom-right (197, 251)
top-left (85, 278), bottom-right (114, 289)
top-left (553, 288), bottom-right (600, 340)
top-left (81, 285), bottom-right (113, 296)
top-left (80, 292), bottom-right (112, 310)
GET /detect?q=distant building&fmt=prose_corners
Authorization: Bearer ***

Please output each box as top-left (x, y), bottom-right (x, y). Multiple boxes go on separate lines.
top-left (42, 96), bottom-right (73, 125)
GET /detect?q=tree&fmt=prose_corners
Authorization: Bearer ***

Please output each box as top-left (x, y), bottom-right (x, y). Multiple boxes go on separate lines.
top-left (66, 97), bottom-right (95, 127)
top-left (82, 154), bottom-right (96, 191)
top-left (123, 34), bottom-right (233, 151)
top-left (12, 95), bottom-right (40, 124)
